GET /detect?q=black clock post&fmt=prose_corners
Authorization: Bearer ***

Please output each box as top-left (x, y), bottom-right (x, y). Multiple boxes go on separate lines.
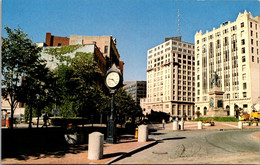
top-left (105, 64), bottom-right (123, 144)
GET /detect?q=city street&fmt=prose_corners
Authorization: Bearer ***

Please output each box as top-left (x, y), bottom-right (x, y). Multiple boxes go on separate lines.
top-left (114, 128), bottom-right (260, 164)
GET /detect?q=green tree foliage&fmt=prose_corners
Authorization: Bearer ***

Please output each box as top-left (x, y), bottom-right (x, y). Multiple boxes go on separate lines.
top-left (21, 67), bottom-right (57, 128)
top-left (55, 52), bottom-right (107, 121)
top-left (1, 27), bottom-right (43, 129)
top-left (114, 89), bottom-right (142, 125)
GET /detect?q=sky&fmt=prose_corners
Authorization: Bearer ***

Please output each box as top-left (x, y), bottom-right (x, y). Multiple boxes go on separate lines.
top-left (2, 0), bottom-right (260, 81)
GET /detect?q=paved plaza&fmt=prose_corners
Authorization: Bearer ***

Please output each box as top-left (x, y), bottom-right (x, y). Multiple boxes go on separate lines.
top-left (2, 121), bottom-right (259, 164)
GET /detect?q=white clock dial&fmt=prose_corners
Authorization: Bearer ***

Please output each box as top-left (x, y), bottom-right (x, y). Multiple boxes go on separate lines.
top-left (106, 72), bottom-right (120, 88)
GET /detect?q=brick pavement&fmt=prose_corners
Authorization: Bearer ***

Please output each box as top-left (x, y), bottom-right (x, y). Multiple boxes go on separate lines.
top-left (2, 138), bottom-right (154, 164)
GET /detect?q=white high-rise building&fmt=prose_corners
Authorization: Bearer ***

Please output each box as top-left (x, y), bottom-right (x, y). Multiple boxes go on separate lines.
top-left (144, 37), bottom-right (195, 120)
top-left (195, 10), bottom-right (260, 117)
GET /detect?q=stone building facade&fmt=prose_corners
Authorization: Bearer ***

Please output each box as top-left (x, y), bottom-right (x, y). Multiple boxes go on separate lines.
top-left (144, 37), bottom-right (195, 120)
top-left (195, 10), bottom-right (260, 117)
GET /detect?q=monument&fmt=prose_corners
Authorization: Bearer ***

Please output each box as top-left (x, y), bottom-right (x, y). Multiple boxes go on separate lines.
top-left (206, 71), bottom-right (227, 117)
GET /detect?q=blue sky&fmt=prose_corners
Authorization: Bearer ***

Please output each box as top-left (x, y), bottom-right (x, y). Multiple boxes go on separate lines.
top-left (2, 0), bottom-right (260, 81)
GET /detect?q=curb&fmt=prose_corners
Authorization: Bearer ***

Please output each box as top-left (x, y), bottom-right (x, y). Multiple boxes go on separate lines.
top-left (106, 140), bottom-right (158, 164)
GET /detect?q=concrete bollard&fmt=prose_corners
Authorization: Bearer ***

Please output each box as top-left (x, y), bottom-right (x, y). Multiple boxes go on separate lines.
top-left (179, 121), bottom-right (184, 130)
top-left (172, 121), bottom-right (179, 130)
top-left (238, 121), bottom-right (243, 129)
top-left (198, 121), bottom-right (203, 130)
top-left (138, 125), bottom-right (148, 142)
top-left (88, 132), bottom-right (104, 160)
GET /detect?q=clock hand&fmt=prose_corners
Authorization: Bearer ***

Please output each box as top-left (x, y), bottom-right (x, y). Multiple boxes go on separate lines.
top-left (109, 78), bottom-right (116, 83)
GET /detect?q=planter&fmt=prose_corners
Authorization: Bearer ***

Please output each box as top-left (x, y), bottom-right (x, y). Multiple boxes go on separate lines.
top-left (252, 123), bottom-right (259, 126)
top-left (243, 122), bottom-right (250, 126)
top-left (204, 123), bottom-right (211, 126)
top-left (64, 134), bottom-right (84, 144)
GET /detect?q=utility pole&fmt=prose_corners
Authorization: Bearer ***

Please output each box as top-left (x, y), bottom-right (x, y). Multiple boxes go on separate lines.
top-left (178, 9), bottom-right (180, 36)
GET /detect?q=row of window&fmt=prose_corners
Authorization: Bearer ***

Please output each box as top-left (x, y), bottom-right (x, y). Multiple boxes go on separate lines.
top-left (148, 41), bottom-right (194, 54)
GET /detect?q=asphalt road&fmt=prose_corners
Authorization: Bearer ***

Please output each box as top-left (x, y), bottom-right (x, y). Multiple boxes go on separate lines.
top-left (114, 129), bottom-right (260, 164)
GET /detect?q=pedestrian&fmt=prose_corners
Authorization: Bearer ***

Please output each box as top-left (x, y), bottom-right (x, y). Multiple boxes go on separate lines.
top-left (162, 119), bottom-right (165, 129)
top-left (42, 113), bottom-right (49, 128)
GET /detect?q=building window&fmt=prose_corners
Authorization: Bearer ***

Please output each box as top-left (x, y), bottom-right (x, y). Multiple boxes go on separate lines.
top-left (252, 56), bottom-right (255, 62)
top-left (242, 65), bottom-right (246, 71)
top-left (251, 39), bottom-right (253, 45)
top-left (241, 39), bottom-right (245, 45)
top-left (243, 83), bottom-right (247, 90)
top-left (251, 30), bottom-right (253, 36)
top-left (241, 22), bottom-right (244, 28)
top-left (241, 30), bottom-right (244, 37)
top-left (242, 56), bottom-right (246, 62)
top-left (242, 73), bottom-right (246, 80)
top-left (242, 47), bottom-right (245, 53)
top-left (243, 92), bottom-right (247, 98)
top-left (250, 22), bottom-right (252, 28)
top-left (252, 47), bottom-right (254, 53)
top-left (104, 46), bottom-right (108, 53)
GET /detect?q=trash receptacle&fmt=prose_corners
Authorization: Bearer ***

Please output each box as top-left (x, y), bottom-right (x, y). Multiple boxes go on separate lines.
top-left (6, 117), bottom-right (10, 127)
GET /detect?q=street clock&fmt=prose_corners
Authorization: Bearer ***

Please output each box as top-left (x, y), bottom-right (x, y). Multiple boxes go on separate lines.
top-left (105, 64), bottom-right (123, 90)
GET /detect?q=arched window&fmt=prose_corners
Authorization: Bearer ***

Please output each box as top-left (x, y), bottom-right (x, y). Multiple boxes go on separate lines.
top-left (226, 105), bottom-right (230, 116)
top-left (204, 107), bottom-right (207, 116)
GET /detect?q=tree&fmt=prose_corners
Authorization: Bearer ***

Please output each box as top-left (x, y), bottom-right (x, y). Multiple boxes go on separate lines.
top-left (21, 66), bottom-right (57, 128)
top-left (54, 52), bottom-right (107, 122)
top-left (70, 53), bottom-right (106, 124)
top-left (114, 89), bottom-right (142, 125)
top-left (1, 27), bottom-right (42, 129)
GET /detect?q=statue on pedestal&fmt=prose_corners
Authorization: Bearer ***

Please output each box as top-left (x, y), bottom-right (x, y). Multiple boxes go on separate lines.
top-left (211, 71), bottom-right (218, 88)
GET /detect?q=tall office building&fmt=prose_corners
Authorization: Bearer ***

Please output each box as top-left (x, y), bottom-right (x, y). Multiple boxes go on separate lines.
top-left (124, 81), bottom-right (146, 104)
top-left (195, 10), bottom-right (260, 116)
top-left (144, 37), bottom-right (195, 120)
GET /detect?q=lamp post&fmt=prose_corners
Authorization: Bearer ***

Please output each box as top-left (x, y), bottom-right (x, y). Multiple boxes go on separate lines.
top-left (105, 64), bottom-right (123, 144)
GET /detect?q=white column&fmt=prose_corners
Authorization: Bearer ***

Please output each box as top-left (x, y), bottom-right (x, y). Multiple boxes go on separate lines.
top-left (198, 121), bottom-right (203, 130)
top-left (172, 120), bottom-right (179, 130)
top-left (138, 125), bottom-right (148, 142)
top-left (238, 121), bottom-right (243, 129)
top-left (88, 132), bottom-right (104, 160)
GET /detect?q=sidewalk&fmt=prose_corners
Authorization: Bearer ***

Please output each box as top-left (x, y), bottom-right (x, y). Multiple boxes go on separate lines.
top-left (158, 121), bottom-right (260, 131)
top-left (2, 136), bottom-right (155, 164)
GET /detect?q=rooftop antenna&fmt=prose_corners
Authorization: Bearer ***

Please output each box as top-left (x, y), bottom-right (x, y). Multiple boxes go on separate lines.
top-left (178, 9), bottom-right (180, 37)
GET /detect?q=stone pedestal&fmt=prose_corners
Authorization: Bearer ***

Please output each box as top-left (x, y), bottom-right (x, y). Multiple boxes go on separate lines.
top-left (198, 121), bottom-right (203, 130)
top-left (207, 87), bottom-right (227, 117)
top-left (172, 121), bottom-right (178, 130)
top-left (138, 125), bottom-right (148, 142)
top-left (238, 121), bottom-right (243, 129)
top-left (88, 132), bottom-right (104, 160)
top-left (179, 120), bottom-right (184, 130)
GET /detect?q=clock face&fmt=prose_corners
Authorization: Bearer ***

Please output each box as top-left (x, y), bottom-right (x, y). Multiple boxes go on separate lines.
top-left (106, 72), bottom-right (120, 88)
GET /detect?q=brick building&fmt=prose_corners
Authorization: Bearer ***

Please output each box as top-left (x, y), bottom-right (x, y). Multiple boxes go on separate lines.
top-left (45, 32), bottom-right (70, 46)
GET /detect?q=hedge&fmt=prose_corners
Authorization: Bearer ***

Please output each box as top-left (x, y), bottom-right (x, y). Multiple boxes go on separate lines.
top-left (194, 117), bottom-right (239, 122)
top-left (50, 117), bottom-right (88, 127)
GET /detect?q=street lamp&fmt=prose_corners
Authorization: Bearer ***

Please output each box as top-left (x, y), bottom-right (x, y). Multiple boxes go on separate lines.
top-left (105, 64), bottom-right (123, 144)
